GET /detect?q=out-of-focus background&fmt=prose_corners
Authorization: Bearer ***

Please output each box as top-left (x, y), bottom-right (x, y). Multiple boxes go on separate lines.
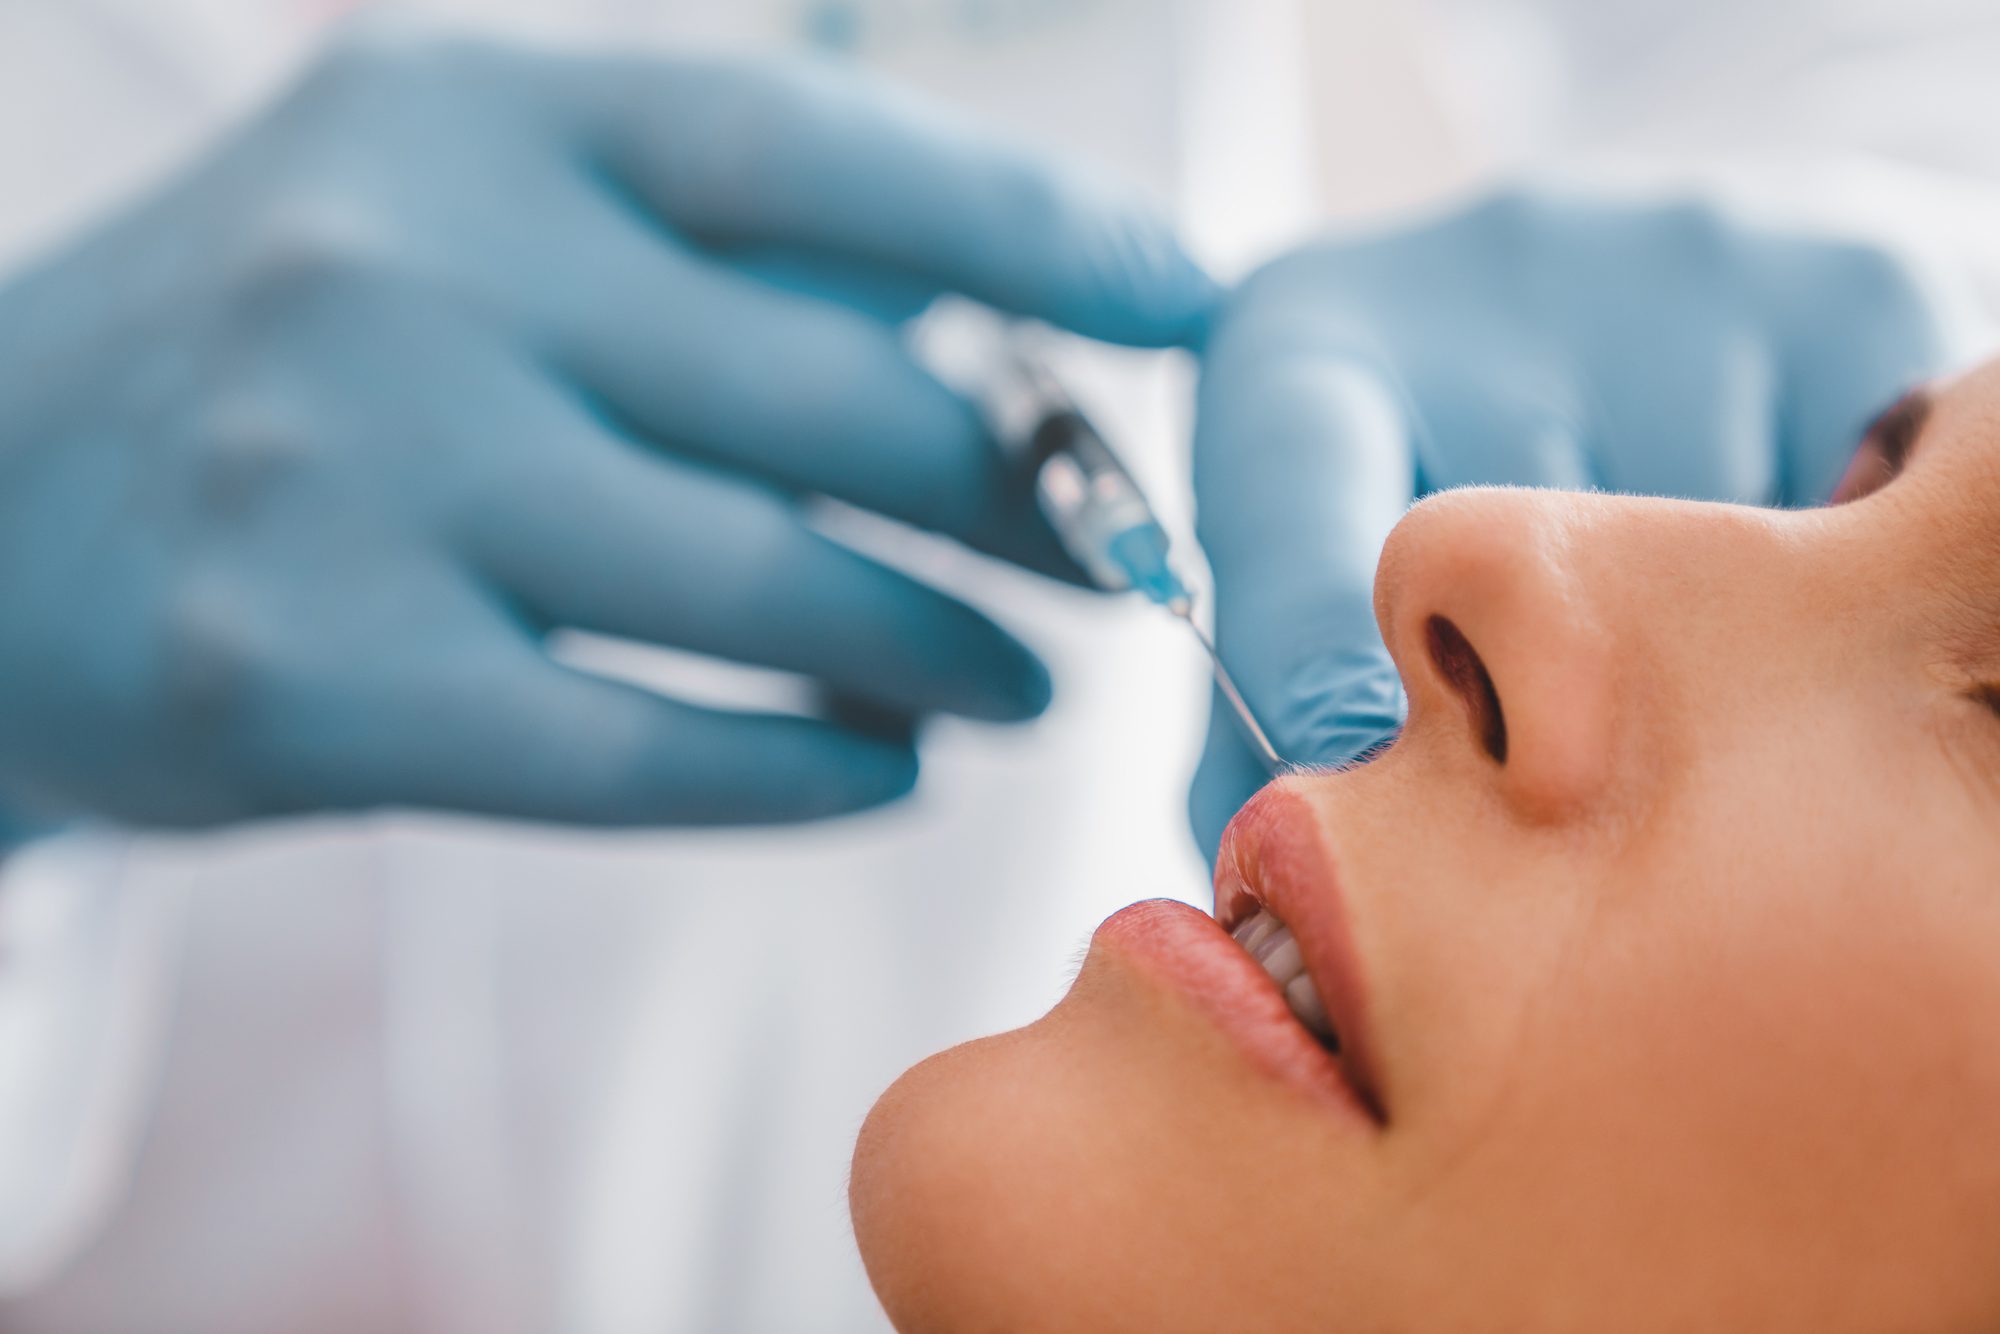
top-left (0, 2), bottom-right (1996, 1331)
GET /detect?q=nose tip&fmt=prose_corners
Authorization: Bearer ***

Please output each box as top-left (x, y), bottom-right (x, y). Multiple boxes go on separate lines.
top-left (1377, 489), bottom-right (1618, 821)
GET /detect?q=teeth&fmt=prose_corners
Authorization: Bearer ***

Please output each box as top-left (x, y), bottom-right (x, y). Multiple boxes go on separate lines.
top-left (1229, 908), bottom-right (1338, 1050)
top-left (1285, 972), bottom-right (1332, 1038)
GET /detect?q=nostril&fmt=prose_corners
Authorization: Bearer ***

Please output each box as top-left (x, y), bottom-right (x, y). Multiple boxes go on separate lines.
top-left (1426, 615), bottom-right (1508, 763)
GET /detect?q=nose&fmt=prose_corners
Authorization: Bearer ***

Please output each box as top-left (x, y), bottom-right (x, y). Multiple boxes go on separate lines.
top-left (1374, 488), bottom-right (1621, 822)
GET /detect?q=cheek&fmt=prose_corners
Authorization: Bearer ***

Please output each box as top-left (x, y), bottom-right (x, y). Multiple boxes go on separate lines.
top-left (1308, 689), bottom-right (2000, 1330)
top-left (1433, 755), bottom-right (2000, 1327)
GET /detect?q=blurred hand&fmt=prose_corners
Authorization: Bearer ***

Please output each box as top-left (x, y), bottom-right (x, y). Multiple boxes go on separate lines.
top-left (0, 21), bottom-right (1214, 829)
top-left (1190, 190), bottom-right (1944, 854)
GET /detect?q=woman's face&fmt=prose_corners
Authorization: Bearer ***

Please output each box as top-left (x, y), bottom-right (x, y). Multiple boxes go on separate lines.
top-left (851, 358), bottom-right (2000, 1332)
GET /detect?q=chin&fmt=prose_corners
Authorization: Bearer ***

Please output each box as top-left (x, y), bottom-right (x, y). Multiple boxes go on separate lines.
top-left (850, 935), bottom-right (1378, 1333)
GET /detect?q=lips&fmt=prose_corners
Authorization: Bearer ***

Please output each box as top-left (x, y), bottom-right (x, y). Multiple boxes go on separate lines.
top-left (1091, 784), bottom-right (1385, 1126)
top-left (1215, 783), bottom-right (1385, 1120)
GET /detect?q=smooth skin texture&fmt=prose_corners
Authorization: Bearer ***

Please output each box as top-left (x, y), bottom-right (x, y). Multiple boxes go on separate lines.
top-left (1189, 192), bottom-right (1943, 855)
top-left (854, 357), bottom-right (2000, 1332)
top-left (0, 18), bottom-right (1214, 830)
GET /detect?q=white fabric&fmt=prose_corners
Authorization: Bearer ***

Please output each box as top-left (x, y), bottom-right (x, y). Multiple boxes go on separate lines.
top-left (0, 832), bottom-right (178, 1293)
top-left (0, 1), bottom-right (1995, 1331)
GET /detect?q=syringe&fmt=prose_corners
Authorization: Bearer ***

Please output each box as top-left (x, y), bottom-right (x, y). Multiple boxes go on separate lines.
top-left (985, 340), bottom-right (1285, 773)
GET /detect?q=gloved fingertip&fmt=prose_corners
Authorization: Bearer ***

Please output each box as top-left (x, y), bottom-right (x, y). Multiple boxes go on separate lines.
top-left (1189, 768), bottom-right (1262, 868)
top-left (870, 745), bottom-right (922, 804)
top-left (793, 698), bottom-right (920, 809)
top-left (1188, 793), bottom-right (1231, 868)
top-left (963, 643), bottom-right (1053, 723)
top-left (1189, 710), bottom-right (1272, 867)
top-left (1055, 202), bottom-right (1220, 347)
top-left (811, 730), bottom-right (922, 813)
top-left (1010, 652), bottom-right (1056, 718)
top-left (1115, 212), bottom-right (1223, 347)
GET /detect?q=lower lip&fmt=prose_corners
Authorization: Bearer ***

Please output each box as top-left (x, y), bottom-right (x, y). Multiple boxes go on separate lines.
top-left (1091, 898), bottom-right (1378, 1127)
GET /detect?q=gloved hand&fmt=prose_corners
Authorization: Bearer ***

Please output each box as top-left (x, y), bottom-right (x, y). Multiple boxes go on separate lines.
top-left (0, 21), bottom-right (1214, 829)
top-left (1190, 190), bottom-right (1944, 855)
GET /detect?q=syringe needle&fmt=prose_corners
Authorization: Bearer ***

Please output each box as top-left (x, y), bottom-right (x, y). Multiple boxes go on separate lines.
top-left (972, 325), bottom-right (1288, 774)
top-left (1173, 604), bottom-right (1285, 772)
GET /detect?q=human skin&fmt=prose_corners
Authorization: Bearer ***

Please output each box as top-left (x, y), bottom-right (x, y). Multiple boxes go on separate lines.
top-left (850, 357), bottom-right (2000, 1332)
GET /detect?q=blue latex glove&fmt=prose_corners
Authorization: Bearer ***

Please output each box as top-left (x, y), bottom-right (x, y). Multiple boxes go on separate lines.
top-left (0, 22), bottom-right (1215, 829)
top-left (1190, 191), bottom-right (1944, 855)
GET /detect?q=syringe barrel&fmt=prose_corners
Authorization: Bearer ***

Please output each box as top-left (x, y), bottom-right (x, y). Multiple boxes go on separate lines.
top-left (1024, 409), bottom-right (1160, 592)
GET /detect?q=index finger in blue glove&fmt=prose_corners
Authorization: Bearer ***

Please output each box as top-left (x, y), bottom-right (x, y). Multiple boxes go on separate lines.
top-left (1195, 285), bottom-right (1414, 769)
top-left (1188, 295), bottom-right (1411, 855)
top-left (569, 55), bottom-right (1217, 347)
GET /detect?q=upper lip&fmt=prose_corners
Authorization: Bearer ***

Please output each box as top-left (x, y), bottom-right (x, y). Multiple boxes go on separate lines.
top-left (1214, 781), bottom-right (1388, 1121)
